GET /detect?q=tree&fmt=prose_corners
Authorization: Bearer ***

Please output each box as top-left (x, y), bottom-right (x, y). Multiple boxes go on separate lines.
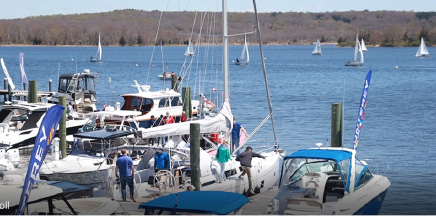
top-left (119, 35), bottom-right (126, 46)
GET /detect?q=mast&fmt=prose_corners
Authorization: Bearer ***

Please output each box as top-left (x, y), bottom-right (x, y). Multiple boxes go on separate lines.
top-left (222, 0), bottom-right (229, 103)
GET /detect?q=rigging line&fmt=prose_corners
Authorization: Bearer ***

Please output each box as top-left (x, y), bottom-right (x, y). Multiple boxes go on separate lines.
top-left (194, 11), bottom-right (208, 99)
top-left (252, 0), bottom-right (279, 148)
top-left (146, 8), bottom-right (166, 85)
top-left (233, 113), bottom-right (272, 154)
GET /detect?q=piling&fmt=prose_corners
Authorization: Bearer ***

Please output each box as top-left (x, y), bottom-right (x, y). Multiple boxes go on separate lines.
top-left (182, 87), bottom-right (192, 118)
top-left (23, 83), bottom-right (26, 91)
top-left (28, 80), bottom-right (38, 103)
top-left (7, 84), bottom-right (11, 102)
top-left (190, 123), bottom-right (201, 191)
top-left (49, 79), bottom-right (52, 92)
top-left (3, 78), bottom-right (6, 101)
top-left (331, 103), bottom-right (343, 147)
top-left (171, 74), bottom-right (179, 91)
top-left (59, 96), bottom-right (67, 159)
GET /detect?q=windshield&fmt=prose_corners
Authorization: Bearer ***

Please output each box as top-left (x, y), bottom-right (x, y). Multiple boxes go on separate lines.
top-left (280, 158), bottom-right (337, 187)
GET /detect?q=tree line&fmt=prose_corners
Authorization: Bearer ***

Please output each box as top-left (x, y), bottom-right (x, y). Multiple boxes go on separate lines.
top-left (0, 9), bottom-right (435, 47)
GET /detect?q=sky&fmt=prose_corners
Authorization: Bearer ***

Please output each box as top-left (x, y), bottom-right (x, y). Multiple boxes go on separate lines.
top-left (0, 0), bottom-right (434, 20)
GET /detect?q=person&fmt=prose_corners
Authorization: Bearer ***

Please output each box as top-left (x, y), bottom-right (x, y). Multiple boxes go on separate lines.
top-left (164, 111), bottom-right (174, 124)
top-left (237, 146), bottom-right (265, 196)
top-left (67, 102), bottom-right (74, 120)
top-left (148, 116), bottom-right (156, 145)
top-left (186, 185), bottom-right (194, 191)
top-left (215, 140), bottom-right (231, 183)
top-left (115, 149), bottom-right (136, 202)
top-left (232, 117), bottom-right (246, 156)
top-left (154, 149), bottom-right (170, 171)
top-left (236, 58), bottom-right (240, 62)
top-left (180, 111), bottom-right (188, 122)
top-left (155, 115), bottom-right (165, 145)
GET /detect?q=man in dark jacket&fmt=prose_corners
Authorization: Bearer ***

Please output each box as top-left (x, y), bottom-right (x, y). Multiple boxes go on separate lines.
top-left (236, 146), bottom-right (265, 196)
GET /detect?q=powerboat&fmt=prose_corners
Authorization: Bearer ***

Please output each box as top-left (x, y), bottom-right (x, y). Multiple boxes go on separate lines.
top-left (267, 147), bottom-right (390, 215)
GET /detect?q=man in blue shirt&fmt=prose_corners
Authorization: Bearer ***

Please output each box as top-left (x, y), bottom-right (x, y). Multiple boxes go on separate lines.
top-left (232, 117), bottom-right (246, 156)
top-left (154, 149), bottom-right (170, 171)
top-left (115, 149), bottom-right (135, 202)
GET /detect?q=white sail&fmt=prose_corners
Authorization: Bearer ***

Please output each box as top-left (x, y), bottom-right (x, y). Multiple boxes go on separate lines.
top-left (416, 37), bottom-right (430, 57)
top-left (235, 35), bottom-right (249, 65)
top-left (184, 40), bottom-right (194, 56)
top-left (345, 33), bottom-right (364, 66)
top-left (312, 39), bottom-right (322, 55)
top-left (353, 34), bottom-right (359, 61)
top-left (97, 34), bottom-right (102, 60)
top-left (361, 39), bottom-right (368, 52)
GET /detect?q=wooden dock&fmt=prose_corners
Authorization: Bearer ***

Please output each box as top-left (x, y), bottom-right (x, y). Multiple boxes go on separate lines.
top-left (114, 186), bottom-right (279, 215)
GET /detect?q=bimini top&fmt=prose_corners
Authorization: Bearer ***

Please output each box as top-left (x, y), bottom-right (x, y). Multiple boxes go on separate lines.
top-left (284, 148), bottom-right (353, 162)
top-left (73, 129), bottom-right (134, 140)
top-left (138, 191), bottom-right (249, 215)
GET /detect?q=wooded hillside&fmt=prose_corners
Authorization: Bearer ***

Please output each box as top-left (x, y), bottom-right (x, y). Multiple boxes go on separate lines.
top-left (0, 9), bottom-right (435, 47)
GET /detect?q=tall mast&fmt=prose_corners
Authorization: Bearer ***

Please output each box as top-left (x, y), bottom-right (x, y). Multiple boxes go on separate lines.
top-left (222, 0), bottom-right (229, 103)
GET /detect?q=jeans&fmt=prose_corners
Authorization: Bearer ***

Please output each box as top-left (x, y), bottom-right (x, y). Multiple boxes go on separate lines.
top-left (232, 138), bottom-right (240, 156)
top-left (218, 162), bottom-right (226, 182)
top-left (120, 176), bottom-right (134, 201)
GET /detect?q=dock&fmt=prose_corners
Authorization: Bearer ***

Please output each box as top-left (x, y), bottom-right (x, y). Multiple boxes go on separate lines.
top-left (114, 187), bottom-right (279, 215)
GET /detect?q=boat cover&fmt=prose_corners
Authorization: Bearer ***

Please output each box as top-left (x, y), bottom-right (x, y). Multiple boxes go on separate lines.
top-left (73, 129), bottom-right (134, 140)
top-left (138, 191), bottom-right (249, 215)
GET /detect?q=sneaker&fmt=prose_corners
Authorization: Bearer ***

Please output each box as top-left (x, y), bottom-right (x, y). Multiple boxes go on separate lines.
top-left (131, 198), bottom-right (136, 202)
top-left (249, 190), bottom-right (256, 196)
top-left (239, 175), bottom-right (244, 179)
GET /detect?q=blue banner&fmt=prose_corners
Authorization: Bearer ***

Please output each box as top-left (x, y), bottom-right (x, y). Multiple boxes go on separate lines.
top-left (17, 105), bottom-right (64, 215)
top-left (353, 70), bottom-right (372, 150)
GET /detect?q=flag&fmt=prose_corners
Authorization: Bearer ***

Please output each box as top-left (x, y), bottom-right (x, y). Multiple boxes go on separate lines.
top-left (17, 105), bottom-right (65, 215)
top-left (353, 70), bottom-right (372, 150)
top-left (19, 52), bottom-right (29, 84)
top-left (212, 88), bottom-right (218, 92)
top-left (1, 58), bottom-right (15, 90)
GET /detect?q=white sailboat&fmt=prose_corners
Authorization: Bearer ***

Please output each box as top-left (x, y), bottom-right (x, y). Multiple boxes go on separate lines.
top-left (416, 37), bottom-right (430, 57)
top-left (312, 39), bottom-right (322, 55)
top-left (361, 39), bottom-right (368, 52)
top-left (90, 34), bottom-right (102, 62)
top-left (345, 34), bottom-right (364, 66)
top-left (234, 34), bottom-right (250, 65)
top-left (184, 40), bottom-right (195, 57)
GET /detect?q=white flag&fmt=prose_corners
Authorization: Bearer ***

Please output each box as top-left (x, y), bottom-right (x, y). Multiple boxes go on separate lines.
top-left (1, 58), bottom-right (15, 90)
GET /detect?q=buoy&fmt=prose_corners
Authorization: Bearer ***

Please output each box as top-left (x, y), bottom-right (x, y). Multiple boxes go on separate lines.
top-left (135, 64), bottom-right (139, 67)
top-left (395, 66), bottom-right (398, 69)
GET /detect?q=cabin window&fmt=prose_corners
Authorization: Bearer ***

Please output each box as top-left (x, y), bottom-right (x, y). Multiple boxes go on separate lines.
top-left (171, 97), bottom-right (182, 107)
top-left (141, 98), bottom-right (153, 114)
top-left (129, 97), bottom-right (142, 111)
top-left (159, 98), bottom-right (170, 108)
top-left (58, 78), bottom-right (70, 93)
top-left (337, 159), bottom-right (351, 192)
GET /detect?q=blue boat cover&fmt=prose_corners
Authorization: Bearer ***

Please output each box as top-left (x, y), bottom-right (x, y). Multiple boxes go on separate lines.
top-left (73, 129), bottom-right (134, 140)
top-left (138, 191), bottom-right (249, 215)
top-left (284, 149), bottom-right (352, 162)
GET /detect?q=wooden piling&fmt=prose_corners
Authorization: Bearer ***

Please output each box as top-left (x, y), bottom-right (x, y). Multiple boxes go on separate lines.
top-left (171, 74), bottom-right (179, 91)
top-left (28, 80), bottom-right (38, 103)
top-left (331, 103), bottom-right (343, 147)
top-left (7, 84), bottom-right (11, 102)
top-left (182, 87), bottom-right (192, 118)
top-left (59, 96), bottom-right (67, 159)
top-left (190, 123), bottom-right (201, 191)
top-left (49, 79), bottom-right (52, 92)
top-left (3, 78), bottom-right (7, 101)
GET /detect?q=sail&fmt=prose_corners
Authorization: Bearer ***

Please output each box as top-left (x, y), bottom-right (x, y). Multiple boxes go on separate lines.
top-left (353, 70), bottom-right (372, 149)
top-left (416, 37), bottom-right (430, 57)
top-left (19, 52), bottom-right (29, 84)
top-left (239, 35), bottom-right (249, 63)
top-left (312, 39), bottom-right (322, 55)
top-left (139, 101), bottom-right (232, 139)
top-left (0, 58), bottom-right (15, 90)
top-left (361, 39), bottom-right (367, 52)
top-left (185, 40), bottom-right (194, 56)
top-left (353, 34), bottom-right (359, 61)
top-left (97, 34), bottom-right (102, 60)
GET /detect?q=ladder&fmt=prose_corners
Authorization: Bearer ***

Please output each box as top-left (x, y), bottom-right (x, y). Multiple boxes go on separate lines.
top-left (66, 73), bottom-right (79, 93)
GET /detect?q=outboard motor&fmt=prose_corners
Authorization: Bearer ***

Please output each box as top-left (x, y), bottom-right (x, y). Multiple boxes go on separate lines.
top-left (5, 148), bottom-right (20, 168)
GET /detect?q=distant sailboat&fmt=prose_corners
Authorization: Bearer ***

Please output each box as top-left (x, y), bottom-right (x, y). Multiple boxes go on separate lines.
top-left (312, 39), bottom-right (322, 55)
top-left (416, 37), bottom-right (430, 57)
top-left (90, 34), bottom-right (102, 62)
top-left (234, 34), bottom-right (250, 65)
top-left (361, 39), bottom-right (368, 52)
top-left (184, 40), bottom-right (195, 57)
top-left (345, 34), bottom-right (364, 66)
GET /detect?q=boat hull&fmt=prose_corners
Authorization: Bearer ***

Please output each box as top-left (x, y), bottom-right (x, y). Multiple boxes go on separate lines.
top-left (354, 189), bottom-right (388, 215)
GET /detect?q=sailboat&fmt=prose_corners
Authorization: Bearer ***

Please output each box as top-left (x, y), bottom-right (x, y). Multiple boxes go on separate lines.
top-left (90, 34), bottom-right (102, 62)
top-left (361, 39), bottom-right (368, 52)
top-left (184, 40), bottom-right (195, 57)
top-left (416, 37), bottom-right (430, 57)
top-left (312, 39), bottom-right (322, 55)
top-left (234, 34), bottom-right (250, 65)
top-left (105, 0), bottom-right (282, 199)
top-left (345, 34), bottom-right (364, 66)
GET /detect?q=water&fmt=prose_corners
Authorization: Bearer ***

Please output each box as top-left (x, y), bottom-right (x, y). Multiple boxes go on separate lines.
top-left (1, 44), bottom-right (436, 214)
